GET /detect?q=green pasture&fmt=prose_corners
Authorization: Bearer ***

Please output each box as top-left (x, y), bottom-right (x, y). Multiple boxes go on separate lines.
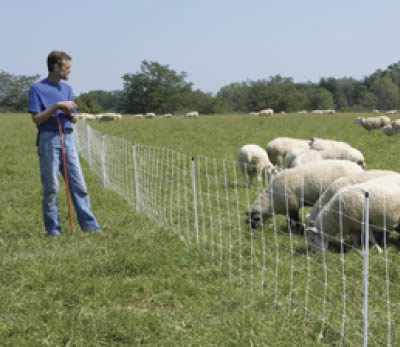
top-left (1, 113), bottom-right (400, 346)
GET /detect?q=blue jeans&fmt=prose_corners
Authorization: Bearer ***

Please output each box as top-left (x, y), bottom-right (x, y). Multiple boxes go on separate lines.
top-left (37, 130), bottom-right (100, 235)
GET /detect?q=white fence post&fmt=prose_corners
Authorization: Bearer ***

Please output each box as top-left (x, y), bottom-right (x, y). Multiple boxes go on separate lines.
top-left (87, 124), bottom-right (92, 168)
top-left (132, 144), bottom-right (140, 213)
top-left (363, 192), bottom-right (370, 347)
top-left (191, 157), bottom-right (199, 247)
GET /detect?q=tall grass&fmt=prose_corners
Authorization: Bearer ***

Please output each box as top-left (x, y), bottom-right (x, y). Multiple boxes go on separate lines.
top-left (1, 113), bottom-right (400, 346)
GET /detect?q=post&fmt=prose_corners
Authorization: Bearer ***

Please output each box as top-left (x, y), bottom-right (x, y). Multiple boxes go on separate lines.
top-left (101, 135), bottom-right (106, 188)
top-left (132, 144), bottom-right (140, 212)
top-left (363, 192), bottom-right (369, 347)
top-left (191, 157), bottom-right (199, 247)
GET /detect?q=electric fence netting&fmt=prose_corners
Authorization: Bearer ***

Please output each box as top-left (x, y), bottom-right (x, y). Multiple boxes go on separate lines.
top-left (75, 122), bottom-right (400, 346)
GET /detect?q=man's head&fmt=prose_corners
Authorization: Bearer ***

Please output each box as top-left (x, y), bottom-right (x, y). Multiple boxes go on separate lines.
top-left (47, 50), bottom-right (72, 81)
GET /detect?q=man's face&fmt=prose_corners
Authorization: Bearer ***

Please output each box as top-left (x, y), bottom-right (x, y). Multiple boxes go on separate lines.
top-left (56, 59), bottom-right (71, 80)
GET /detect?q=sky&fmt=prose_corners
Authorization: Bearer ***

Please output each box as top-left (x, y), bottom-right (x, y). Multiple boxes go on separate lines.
top-left (1, 0), bottom-right (400, 96)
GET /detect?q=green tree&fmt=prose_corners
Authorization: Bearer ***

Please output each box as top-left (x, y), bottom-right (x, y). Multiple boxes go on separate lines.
top-left (121, 60), bottom-right (193, 114)
top-left (86, 90), bottom-right (123, 111)
top-left (0, 71), bottom-right (40, 112)
top-left (74, 93), bottom-right (103, 114)
top-left (307, 87), bottom-right (334, 110)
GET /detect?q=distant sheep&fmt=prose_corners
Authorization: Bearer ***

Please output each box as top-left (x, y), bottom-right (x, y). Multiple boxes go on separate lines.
top-left (246, 160), bottom-right (364, 231)
top-left (145, 113), bottom-right (156, 119)
top-left (381, 120), bottom-right (400, 136)
top-left (306, 174), bottom-right (400, 253)
top-left (354, 116), bottom-right (391, 131)
top-left (259, 108), bottom-right (274, 116)
top-left (184, 111), bottom-right (199, 118)
top-left (162, 113), bottom-right (173, 118)
top-left (97, 113), bottom-right (122, 121)
top-left (266, 137), bottom-right (310, 168)
top-left (237, 144), bottom-right (276, 187)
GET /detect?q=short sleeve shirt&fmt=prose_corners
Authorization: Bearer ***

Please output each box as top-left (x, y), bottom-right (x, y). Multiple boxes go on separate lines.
top-left (28, 78), bottom-right (75, 132)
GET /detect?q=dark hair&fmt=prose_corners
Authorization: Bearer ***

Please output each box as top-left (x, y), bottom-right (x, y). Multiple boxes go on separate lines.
top-left (47, 50), bottom-right (72, 72)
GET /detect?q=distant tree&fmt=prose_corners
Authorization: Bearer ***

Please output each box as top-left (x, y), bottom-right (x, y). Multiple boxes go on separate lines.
top-left (307, 87), bottom-right (334, 110)
top-left (0, 70), bottom-right (40, 112)
top-left (121, 60), bottom-right (193, 114)
top-left (74, 92), bottom-right (103, 114)
top-left (85, 90), bottom-right (123, 111)
top-left (371, 77), bottom-right (400, 110)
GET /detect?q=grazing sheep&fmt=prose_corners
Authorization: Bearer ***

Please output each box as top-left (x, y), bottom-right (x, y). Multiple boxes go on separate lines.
top-left (162, 113), bottom-right (173, 118)
top-left (381, 120), bottom-right (400, 136)
top-left (246, 160), bottom-right (364, 230)
top-left (309, 138), bottom-right (366, 168)
top-left (306, 174), bottom-right (400, 253)
top-left (97, 113), bottom-right (122, 121)
top-left (266, 137), bottom-right (310, 168)
top-left (354, 116), bottom-right (391, 131)
top-left (248, 112), bottom-right (259, 116)
top-left (307, 170), bottom-right (397, 227)
top-left (284, 148), bottom-right (309, 168)
top-left (386, 110), bottom-right (398, 114)
top-left (184, 111), bottom-right (199, 118)
top-left (237, 144), bottom-right (276, 187)
top-left (259, 108), bottom-right (274, 116)
top-left (145, 113), bottom-right (156, 119)
top-left (133, 113), bottom-right (144, 119)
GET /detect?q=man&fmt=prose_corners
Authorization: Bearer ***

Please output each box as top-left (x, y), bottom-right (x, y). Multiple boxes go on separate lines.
top-left (28, 50), bottom-right (100, 235)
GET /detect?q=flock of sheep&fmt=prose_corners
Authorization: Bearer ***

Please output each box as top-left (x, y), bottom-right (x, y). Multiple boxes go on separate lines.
top-left (78, 111), bottom-right (200, 120)
top-left (238, 136), bottom-right (400, 254)
top-left (354, 114), bottom-right (400, 136)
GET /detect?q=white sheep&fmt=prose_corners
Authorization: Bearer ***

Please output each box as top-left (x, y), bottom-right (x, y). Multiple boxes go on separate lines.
top-left (145, 113), bottom-right (156, 119)
top-left (184, 111), bottom-right (199, 118)
top-left (354, 116), bottom-right (391, 131)
top-left (309, 138), bottom-right (366, 168)
top-left (306, 174), bottom-right (400, 253)
top-left (237, 144), bottom-right (276, 187)
top-left (246, 160), bottom-right (364, 231)
top-left (259, 108), bottom-right (274, 116)
top-left (266, 137), bottom-right (310, 168)
top-left (97, 113), bottom-right (122, 121)
top-left (307, 169), bottom-right (397, 227)
top-left (381, 120), bottom-right (400, 136)
top-left (162, 113), bottom-right (173, 118)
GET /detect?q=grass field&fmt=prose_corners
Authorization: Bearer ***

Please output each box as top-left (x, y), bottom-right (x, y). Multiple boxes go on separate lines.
top-left (1, 113), bottom-right (400, 346)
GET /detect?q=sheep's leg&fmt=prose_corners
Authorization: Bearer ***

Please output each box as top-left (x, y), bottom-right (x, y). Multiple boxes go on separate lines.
top-left (288, 210), bottom-right (301, 232)
top-left (360, 230), bottom-right (383, 254)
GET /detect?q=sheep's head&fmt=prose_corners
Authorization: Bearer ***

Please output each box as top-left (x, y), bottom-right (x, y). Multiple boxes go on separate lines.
top-left (245, 211), bottom-right (264, 229)
top-left (306, 227), bottom-right (328, 253)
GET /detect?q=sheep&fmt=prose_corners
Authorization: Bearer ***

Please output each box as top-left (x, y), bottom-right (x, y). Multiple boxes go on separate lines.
top-left (266, 137), bottom-right (310, 168)
top-left (133, 113), bottom-right (144, 119)
top-left (248, 112), bottom-right (259, 116)
top-left (297, 110), bottom-right (308, 114)
top-left (386, 110), bottom-right (398, 114)
top-left (354, 116), bottom-right (391, 131)
top-left (381, 120), bottom-right (400, 136)
top-left (184, 111), bottom-right (199, 118)
top-left (284, 148), bottom-right (309, 168)
top-left (306, 174), bottom-right (400, 253)
top-left (259, 108), bottom-right (274, 116)
top-left (97, 113), bottom-right (122, 121)
top-left (309, 138), bottom-right (366, 168)
top-left (307, 169), bottom-right (397, 227)
top-left (162, 113), bottom-right (173, 118)
top-left (245, 160), bottom-right (364, 231)
top-left (145, 113), bottom-right (156, 119)
top-left (237, 144), bottom-right (276, 188)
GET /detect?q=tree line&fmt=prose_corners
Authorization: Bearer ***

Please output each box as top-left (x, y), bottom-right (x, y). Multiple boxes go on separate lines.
top-left (2, 60), bottom-right (400, 114)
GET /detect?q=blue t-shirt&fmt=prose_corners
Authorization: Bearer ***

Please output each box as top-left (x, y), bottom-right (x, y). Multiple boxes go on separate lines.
top-left (28, 78), bottom-right (76, 132)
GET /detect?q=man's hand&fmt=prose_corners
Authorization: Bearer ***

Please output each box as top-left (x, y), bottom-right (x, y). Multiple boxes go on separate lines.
top-left (56, 101), bottom-right (77, 115)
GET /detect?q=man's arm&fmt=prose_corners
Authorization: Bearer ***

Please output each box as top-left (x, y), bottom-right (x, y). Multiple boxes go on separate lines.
top-left (31, 101), bottom-right (77, 126)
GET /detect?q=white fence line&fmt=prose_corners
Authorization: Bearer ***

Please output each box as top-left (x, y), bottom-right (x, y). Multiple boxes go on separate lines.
top-left (75, 122), bottom-right (399, 346)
